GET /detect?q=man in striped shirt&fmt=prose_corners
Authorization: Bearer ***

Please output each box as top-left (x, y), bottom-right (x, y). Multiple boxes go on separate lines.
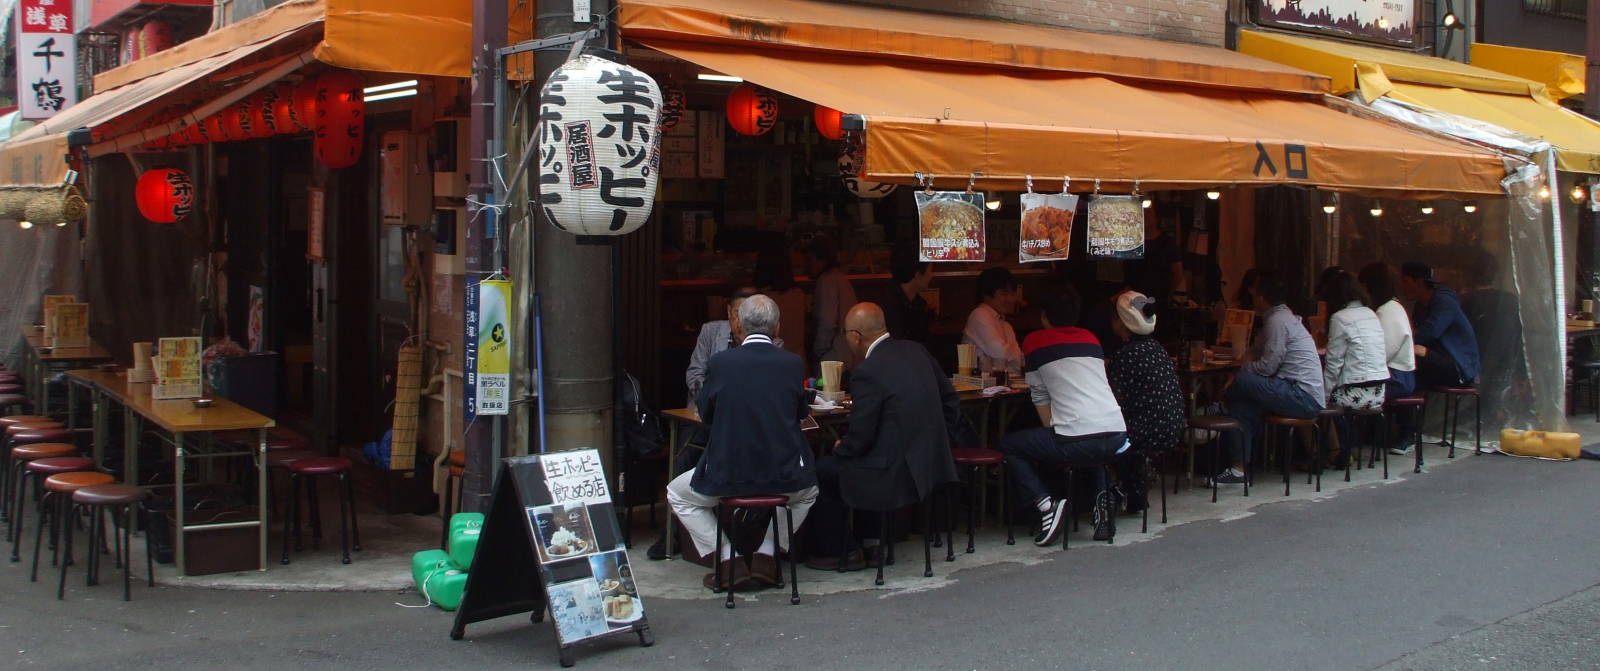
top-left (999, 285), bottom-right (1130, 546)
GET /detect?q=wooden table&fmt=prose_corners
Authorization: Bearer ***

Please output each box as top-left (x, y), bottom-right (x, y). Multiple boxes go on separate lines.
top-left (1176, 358), bottom-right (1242, 488)
top-left (66, 369), bottom-right (274, 575)
top-left (20, 326), bottom-right (113, 417)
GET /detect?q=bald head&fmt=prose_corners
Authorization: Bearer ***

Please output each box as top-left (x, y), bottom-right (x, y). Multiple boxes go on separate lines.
top-left (844, 302), bottom-right (887, 358)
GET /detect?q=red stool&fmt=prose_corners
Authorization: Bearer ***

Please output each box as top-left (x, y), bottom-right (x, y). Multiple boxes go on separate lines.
top-left (0, 394), bottom-right (25, 416)
top-left (0, 384), bottom-right (22, 395)
top-left (6, 442), bottom-right (78, 552)
top-left (281, 457), bottom-right (361, 565)
top-left (30, 471), bottom-right (113, 585)
top-left (950, 448), bottom-right (1011, 554)
top-left (0, 415), bottom-right (50, 429)
top-left (9, 454), bottom-right (91, 563)
top-left (1385, 396), bottom-right (1427, 473)
top-left (712, 495), bottom-right (799, 608)
top-left (1427, 386), bottom-right (1481, 458)
top-left (1189, 415), bottom-right (1243, 501)
top-left (1264, 415), bottom-right (1319, 496)
top-left (63, 484), bottom-right (152, 601)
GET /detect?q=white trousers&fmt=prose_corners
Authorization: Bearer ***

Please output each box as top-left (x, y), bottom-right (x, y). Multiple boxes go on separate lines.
top-left (665, 468), bottom-right (818, 558)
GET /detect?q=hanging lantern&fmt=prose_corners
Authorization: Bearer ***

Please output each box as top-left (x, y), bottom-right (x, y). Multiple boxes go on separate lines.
top-left (226, 102), bottom-right (254, 139)
top-left (135, 169), bottom-right (196, 224)
top-left (291, 81), bottom-right (318, 132)
top-left (184, 121), bottom-right (207, 145)
top-left (166, 131), bottom-right (189, 148)
top-left (25, 186), bottom-right (88, 227)
top-left (205, 114), bottom-right (232, 142)
top-left (138, 21), bottom-right (173, 59)
top-left (725, 83), bottom-right (778, 136)
top-left (535, 54), bottom-right (663, 236)
top-left (659, 80), bottom-right (685, 131)
top-left (814, 105), bottom-right (844, 141)
top-left (248, 94), bottom-right (275, 139)
top-left (269, 84), bottom-right (297, 134)
top-left (314, 72), bottom-right (365, 169)
top-left (837, 144), bottom-right (896, 199)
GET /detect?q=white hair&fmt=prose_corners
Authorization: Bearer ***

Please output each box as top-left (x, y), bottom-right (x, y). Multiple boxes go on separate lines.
top-left (738, 294), bottom-right (780, 336)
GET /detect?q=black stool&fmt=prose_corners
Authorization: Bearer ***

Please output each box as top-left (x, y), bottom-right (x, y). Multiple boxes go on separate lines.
top-left (62, 484), bottom-right (151, 601)
top-left (1428, 386), bottom-right (1481, 458)
top-left (1061, 464), bottom-right (1115, 550)
top-left (1264, 415), bottom-right (1319, 496)
top-left (1189, 415), bottom-right (1243, 501)
top-left (1345, 406), bottom-right (1389, 481)
top-left (711, 495), bottom-right (799, 608)
top-left (281, 457), bottom-right (361, 565)
top-left (1570, 360), bottom-right (1600, 420)
top-left (1386, 396), bottom-right (1427, 473)
top-left (951, 448), bottom-right (1012, 554)
top-left (31, 471), bottom-right (113, 586)
top-left (1310, 407), bottom-right (1344, 492)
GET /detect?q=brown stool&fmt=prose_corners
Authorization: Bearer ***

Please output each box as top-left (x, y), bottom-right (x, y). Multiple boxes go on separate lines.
top-left (0, 415), bottom-right (51, 429)
top-left (0, 394), bottom-right (26, 416)
top-left (1189, 415), bottom-right (1243, 501)
top-left (2, 421), bottom-right (62, 518)
top-left (30, 471), bottom-right (113, 584)
top-left (9, 455), bottom-right (92, 560)
top-left (1310, 407), bottom-right (1345, 492)
top-left (0, 384), bottom-right (22, 395)
top-left (712, 495), bottom-right (800, 608)
top-left (1385, 396), bottom-right (1427, 473)
top-left (266, 447), bottom-right (319, 518)
top-left (440, 450), bottom-right (465, 549)
top-left (1264, 415), bottom-right (1318, 496)
top-left (281, 457), bottom-right (360, 565)
top-left (1427, 386), bottom-right (1481, 458)
top-left (63, 484), bottom-right (152, 601)
top-left (951, 447), bottom-right (1011, 554)
top-left (6, 443), bottom-right (78, 551)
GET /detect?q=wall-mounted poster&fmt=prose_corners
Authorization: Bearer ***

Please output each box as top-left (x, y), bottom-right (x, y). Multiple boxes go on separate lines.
top-left (1019, 192), bottom-right (1078, 263)
top-left (1086, 195), bottom-right (1145, 259)
top-left (1252, 0), bottom-right (1417, 46)
top-left (916, 191), bottom-right (985, 262)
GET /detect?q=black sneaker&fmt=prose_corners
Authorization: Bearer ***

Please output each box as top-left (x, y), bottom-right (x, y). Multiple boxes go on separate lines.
top-left (1213, 470), bottom-right (1247, 485)
top-left (1092, 491), bottom-right (1116, 542)
top-left (646, 536), bottom-right (669, 561)
top-left (1032, 498), bottom-right (1068, 547)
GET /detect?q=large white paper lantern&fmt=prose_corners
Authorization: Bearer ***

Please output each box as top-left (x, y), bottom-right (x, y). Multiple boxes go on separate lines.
top-left (536, 55), bottom-right (663, 236)
top-left (838, 144), bottom-right (897, 199)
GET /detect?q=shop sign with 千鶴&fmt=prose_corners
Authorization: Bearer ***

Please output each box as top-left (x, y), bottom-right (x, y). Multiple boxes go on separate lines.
top-left (1086, 194), bottom-right (1145, 260)
top-left (917, 191), bottom-right (986, 262)
top-left (536, 54), bottom-right (663, 236)
top-left (1019, 192), bottom-right (1078, 263)
top-left (15, 0), bottom-right (76, 119)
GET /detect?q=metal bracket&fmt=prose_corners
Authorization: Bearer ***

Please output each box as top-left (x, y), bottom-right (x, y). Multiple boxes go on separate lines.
top-left (497, 25), bottom-right (604, 58)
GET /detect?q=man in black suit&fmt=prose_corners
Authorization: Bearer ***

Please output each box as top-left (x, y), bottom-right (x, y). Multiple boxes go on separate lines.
top-left (666, 294), bottom-right (818, 589)
top-left (804, 302), bottom-right (961, 570)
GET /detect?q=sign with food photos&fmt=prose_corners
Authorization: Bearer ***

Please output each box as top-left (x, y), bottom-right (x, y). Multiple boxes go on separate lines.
top-left (916, 191), bottom-right (986, 262)
top-left (1019, 192), bottom-right (1078, 263)
top-left (47, 302), bottom-right (88, 347)
top-left (152, 336), bottom-right (203, 399)
top-left (1086, 194), bottom-right (1145, 259)
top-left (451, 451), bottom-right (652, 666)
top-left (15, 0), bottom-right (77, 120)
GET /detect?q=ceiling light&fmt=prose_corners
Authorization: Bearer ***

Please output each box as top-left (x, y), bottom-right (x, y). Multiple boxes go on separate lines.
top-left (1205, 190), bottom-right (1221, 200)
top-left (1322, 204), bottom-right (1336, 214)
top-left (697, 73), bottom-right (743, 83)
top-left (363, 88), bottom-right (418, 103)
top-left (53, 220), bottom-right (66, 227)
top-left (1420, 206), bottom-right (1434, 215)
top-left (18, 220), bottom-right (33, 229)
top-left (1442, 12), bottom-right (1459, 28)
top-left (362, 80), bottom-right (419, 95)
top-left (985, 195), bottom-right (1002, 211)
top-left (1369, 206), bottom-right (1384, 217)
top-left (1538, 185), bottom-right (1552, 200)
top-left (1570, 184), bottom-right (1588, 203)
top-left (1141, 198), bottom-right (1152, 209)
top-left (1463, 202), bottom-right (1478, 213)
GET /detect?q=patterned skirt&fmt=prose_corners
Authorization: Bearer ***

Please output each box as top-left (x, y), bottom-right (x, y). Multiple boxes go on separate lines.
top-left (1330, 381), bottom-right (1386, 413)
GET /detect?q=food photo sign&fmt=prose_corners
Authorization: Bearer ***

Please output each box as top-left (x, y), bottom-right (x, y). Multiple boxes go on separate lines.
top-left (451, 449), bottom-right (651, 667)
top-left (1019, 192), bottom-right (1078, 263)
top-left (1086, 194), bottom-right (1145, 259)
top-left (917, 191), bottom-right (986, 262)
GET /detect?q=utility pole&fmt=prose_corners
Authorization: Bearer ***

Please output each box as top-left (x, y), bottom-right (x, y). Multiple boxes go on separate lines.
top-left (463, 0), bottom-right (509, 512)
top-left (1588, 0), bottom-right (1600, 118)
top-left (533, 0), bottom-right (617, 463)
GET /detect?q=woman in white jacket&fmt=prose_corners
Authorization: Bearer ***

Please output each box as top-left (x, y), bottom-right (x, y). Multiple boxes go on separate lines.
top-left (1319, 267), bottom-right (1389, 467)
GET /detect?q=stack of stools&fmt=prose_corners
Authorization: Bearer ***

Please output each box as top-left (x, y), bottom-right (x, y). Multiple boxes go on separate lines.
top-left (949, 448), bottom-right (1012, 555)
top-left (1189, 415), bottom-right (1244, 501)
top-left (30, 471), bottom-right (115, 587)
top-left (1428, 386), bottom-right (1481, 458)
top-left (59, 484), bottom-right (151, 601)
top-left (281, 457), bottom-right (361, 565)
top-left (1385, 396), bottom-right (1427, 473)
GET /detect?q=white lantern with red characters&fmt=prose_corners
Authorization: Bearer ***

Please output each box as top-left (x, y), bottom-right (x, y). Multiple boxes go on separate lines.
top-left (535, 54), bottom-right (663, 236)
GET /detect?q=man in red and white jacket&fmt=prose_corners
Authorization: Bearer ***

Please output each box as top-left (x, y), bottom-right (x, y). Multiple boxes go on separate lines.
top-left (1000, 285), bottom-right (1130, 547)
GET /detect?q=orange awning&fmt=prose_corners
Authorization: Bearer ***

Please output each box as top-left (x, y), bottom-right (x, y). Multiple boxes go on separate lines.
top-left (620, 0), bottom-right (1329, 95)
top-left (641, 39), bottom-right (1508, 196)
top-left (0, 25), bottom-right (319, 186)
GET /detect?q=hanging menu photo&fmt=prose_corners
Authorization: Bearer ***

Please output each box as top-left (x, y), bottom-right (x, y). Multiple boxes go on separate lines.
top-left (1019, 192), bottom-right (1078, 263)
top-left (1086, 194), bottom-right (1145, 259)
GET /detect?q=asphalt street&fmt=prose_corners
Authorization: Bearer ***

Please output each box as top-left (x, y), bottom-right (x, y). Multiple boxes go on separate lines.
top-left (3, 450), bottom-right (1597, 670)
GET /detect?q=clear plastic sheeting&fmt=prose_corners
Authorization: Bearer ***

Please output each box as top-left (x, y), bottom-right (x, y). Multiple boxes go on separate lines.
top-left (0, 222), bottom-right (83, 371)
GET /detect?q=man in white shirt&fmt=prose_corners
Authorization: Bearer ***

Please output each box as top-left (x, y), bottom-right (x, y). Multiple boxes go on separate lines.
top-left (962, 267), bottom-right (1025, 378)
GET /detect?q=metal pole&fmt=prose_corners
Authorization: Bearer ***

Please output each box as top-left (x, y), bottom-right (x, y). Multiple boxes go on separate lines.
top-left (1587, 0), bottom-right (1600, 118)
top-left (462, 0), bottom-right (509, 513)
top-left (533, 0), bottom-right (617, 462)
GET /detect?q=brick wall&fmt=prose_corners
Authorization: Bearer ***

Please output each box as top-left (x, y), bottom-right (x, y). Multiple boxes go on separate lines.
top-left (832, 0), bottom-right (1228, 46)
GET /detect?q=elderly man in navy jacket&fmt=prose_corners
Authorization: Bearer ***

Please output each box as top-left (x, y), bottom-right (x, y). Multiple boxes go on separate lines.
top-left (666, 294), bottom-right (817, 589)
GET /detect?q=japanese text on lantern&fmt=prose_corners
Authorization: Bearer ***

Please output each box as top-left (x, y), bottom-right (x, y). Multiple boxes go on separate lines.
top-left (16, 0), bottom-right (77, 119)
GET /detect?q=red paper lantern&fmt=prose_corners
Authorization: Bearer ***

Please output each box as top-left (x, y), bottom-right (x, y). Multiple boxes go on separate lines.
top-left (814, 105), bottom-right (844, 141)
top-left (290, 81), bottom-right (318, 132)
top-left (248, 95), bottom-right (274, 139)
top-left (135, 169), bottom-right (195, 224)
top-left (725, 83), bottom-right (778, 136)
top-left (141, 134), bottom-right (169, 151)
top-left (138, 21), bottom-right (173, 59)
top-left (225, 103), bottom-right (254, 139)
top-left (270, 84), bottom-right (298, 134)
top-left (166, 131), bottom-right (188, 148)
top-left (184, 122), bottom-right (207, 145)
top-left (205, 114), bottom-right (231, 142)
top-left (314, 72), bottom-right (366, 169)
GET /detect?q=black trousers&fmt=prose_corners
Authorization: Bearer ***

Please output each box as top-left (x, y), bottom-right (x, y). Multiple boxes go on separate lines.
top-left (805, 457), bottom-right (883, 559)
